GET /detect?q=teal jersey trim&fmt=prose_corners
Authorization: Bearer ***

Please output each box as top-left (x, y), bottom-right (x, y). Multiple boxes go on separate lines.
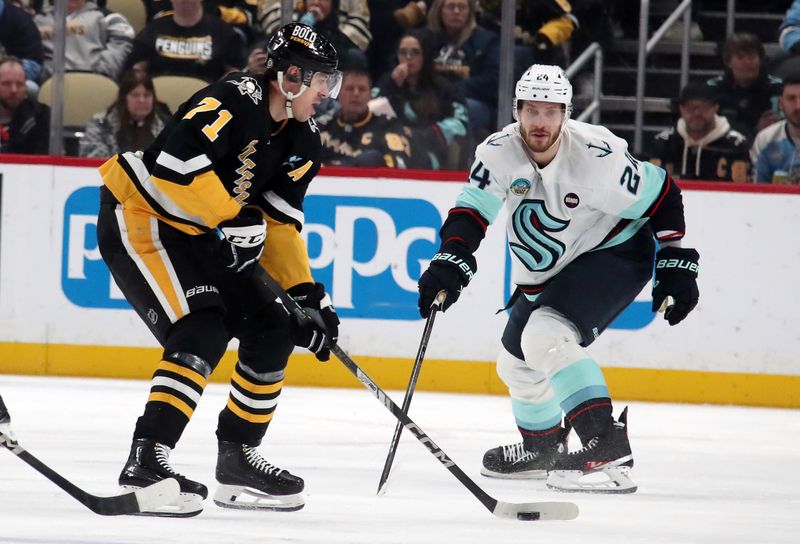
top-left (550, 358), bottom-right (609, 412)
top-left (511, 397), bottom-right (563, 431)
top-left (523, 292), bottom-right (541, 302)
top-left (620, 162), bottom-right (666, 219)
top-left (592, 217), bottom-right (650, 252)
top-left (455, 185), bottom-right (503, 223)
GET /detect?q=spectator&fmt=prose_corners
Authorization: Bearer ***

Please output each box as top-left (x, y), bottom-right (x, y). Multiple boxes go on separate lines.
top-left (0, 56), bottom-right (49, 154)
top-left (779, 0), bottom-right (800, 55)
top-left (751, 74), bottom-right (800, 184)
top-left (0, 0), bottom-right (44, 87)
top-left (707, 33), bottom-right (783, 142)
top-left (376, 29), bottom-right (469, 169)
top-left (773, 0), bottom-right (800, 80)
top-left (316, 66), bottom-right (432, 168)
top-left (366, 0), bottom-right (427, 82)
top-left (258, 1), bottom-right (371, 59)
top-left (126, 0), bottom-right (245, 82)
top-left (141, 0), bottom-right (269, 48)
top-left (35, 0), bottom-right (134, 81)
top-left (648, 82), bottom-right (750, 182)
top-left (80, 69), bottom-right (171, 158)
top-left (423, 0), bottom-right (499, 138)
top-left (478, 0), bottom-right (577, 70)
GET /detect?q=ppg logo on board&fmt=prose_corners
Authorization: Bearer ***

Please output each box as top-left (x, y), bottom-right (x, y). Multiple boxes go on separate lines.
top-left (303, 195), bottom-right (440, 320)
top-left (62, 186), bottom-right (129, 309)
top-left (61, 187), bottom-right (653, 327)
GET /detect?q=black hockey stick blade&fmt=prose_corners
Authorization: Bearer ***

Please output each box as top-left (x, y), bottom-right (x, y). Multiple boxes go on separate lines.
top-left (0, 395), bottom-right (180, 515)
top-left (377, 290), bottom-right (445, 496)
top-left (254, 268), bottom-right (579, 521)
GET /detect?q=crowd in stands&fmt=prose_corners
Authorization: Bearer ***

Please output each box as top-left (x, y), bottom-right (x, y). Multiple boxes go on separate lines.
top-left (0, 0), bottom-right (800, 183)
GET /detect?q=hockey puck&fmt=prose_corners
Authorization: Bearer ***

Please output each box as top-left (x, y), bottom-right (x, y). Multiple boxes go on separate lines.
top-left (517, 511), bottom-right (541, 521)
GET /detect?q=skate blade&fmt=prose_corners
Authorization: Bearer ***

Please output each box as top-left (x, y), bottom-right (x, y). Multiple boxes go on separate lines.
top-left (213, 484), bottom-right (305, 512)
top-left (546, 465), bottom-right (637, 494)
top-left (120, 485), bottom-right (204, 517)
top-left (480, 467), bottom-right (548, 480)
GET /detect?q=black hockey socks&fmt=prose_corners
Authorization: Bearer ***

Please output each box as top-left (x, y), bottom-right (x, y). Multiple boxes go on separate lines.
top-left (217, 362), bottom-right (284, 445)
top-left (519, 422), bottom-right (566, 452)
top-left (564, 398), bottom-right (614, 443)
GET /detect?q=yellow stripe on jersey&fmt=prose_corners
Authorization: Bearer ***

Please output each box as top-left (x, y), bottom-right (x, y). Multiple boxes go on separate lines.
top-left (225, 397), bottom-right (275, 423)
top-left (260, 216), bottom-right (314, 289)
top-left (120, 208), bottom-right (188, 320)
top-left (100, 155), bottom-right (157, 215)
top-left (149, 170), bottom-right (241, 228)
top-left (231, 368), bottom-right (283, 394)
top-left (158, 360), bottom-right (209, 388)
top-left (100, 154), bottom-right (234, 236)
top-left (148, 391), bottom-right (194, 418)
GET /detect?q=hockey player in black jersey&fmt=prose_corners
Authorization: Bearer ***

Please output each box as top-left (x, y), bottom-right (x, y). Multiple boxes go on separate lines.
top-left (96, 22), bottom-right (342, 516)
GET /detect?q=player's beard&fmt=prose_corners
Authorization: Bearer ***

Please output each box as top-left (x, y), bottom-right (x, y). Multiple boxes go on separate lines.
top-left (521, 124), bottom-right (561, 153)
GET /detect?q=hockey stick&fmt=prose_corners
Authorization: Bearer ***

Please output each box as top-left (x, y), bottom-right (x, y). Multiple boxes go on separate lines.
top-left (0, 394), bottom-right (180, 516)
top-left (376, 290), bottom-right (446, 496)
top-left (255, 267), bottom-right (579, 521)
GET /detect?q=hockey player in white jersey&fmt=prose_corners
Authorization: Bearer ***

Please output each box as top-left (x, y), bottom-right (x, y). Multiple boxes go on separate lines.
top-left (417, 65), bottom-right (700, 493)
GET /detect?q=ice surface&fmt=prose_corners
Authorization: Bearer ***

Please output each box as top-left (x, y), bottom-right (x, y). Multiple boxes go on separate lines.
top-left (0, 375), bottom-right (797, 543)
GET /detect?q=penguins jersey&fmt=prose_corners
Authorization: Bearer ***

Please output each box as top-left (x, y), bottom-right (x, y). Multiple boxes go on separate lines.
top-left (99, 71), bottom-right (322, 287)
top-left (452, 119), bottom-right (684, 291)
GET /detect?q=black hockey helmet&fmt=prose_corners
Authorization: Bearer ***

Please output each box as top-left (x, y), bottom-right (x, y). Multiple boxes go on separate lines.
top-left (265, 22), bottom-right (342, 113)
top-left (266, 22), bottom-right (339, 78)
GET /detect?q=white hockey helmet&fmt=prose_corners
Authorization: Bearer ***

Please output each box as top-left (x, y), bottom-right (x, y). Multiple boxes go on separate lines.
top-left (513, 64), bottom-right (573, 121)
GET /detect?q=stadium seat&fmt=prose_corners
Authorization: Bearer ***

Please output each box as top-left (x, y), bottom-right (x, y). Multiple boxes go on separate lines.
top-left (152, 75), bottom-right (208, 114)
top-left (106, 0), bottom-right (147, 34)
top-left (38, 72), bottom-right (119, 128)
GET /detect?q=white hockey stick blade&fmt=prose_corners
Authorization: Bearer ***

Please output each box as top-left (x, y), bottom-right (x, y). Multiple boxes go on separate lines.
top-left (133, 478), bottom-right (181, 512)
top-left (493, 500), bottom-right (579, 521)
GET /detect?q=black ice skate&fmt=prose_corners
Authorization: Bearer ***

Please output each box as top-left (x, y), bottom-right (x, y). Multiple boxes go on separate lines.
top-left (119, 438), bottom-right (207, 516)
top-left (546, 407), bottom-right (637, 494)
top-left (213, 441), bottom-right (305, 511)
top-left (481, 440), bottom-right (563, 480)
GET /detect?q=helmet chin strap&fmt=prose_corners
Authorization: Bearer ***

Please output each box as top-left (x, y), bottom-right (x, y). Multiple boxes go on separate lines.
top-left (277, 72), bottom-right (310, 119)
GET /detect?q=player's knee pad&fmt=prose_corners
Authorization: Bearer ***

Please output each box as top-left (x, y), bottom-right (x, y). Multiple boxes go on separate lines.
top-left (496, 348), bottom-right (551, 404)
top-left (237, 301), bottom-right (294, 374)
top-left (520, 307), bottom-right (585, 376)
top-left (163, 309), bottom-right (228, 368)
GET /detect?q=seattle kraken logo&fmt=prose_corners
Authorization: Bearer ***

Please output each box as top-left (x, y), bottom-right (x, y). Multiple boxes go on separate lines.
top-left (510, 200), bottom-right (569, 272)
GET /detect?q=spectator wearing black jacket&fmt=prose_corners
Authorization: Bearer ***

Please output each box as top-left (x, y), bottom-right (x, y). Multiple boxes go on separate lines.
top-left (126, 0), bottom-right (245, 82)
top-left (647, 83), bottom-right (750, 182)
top-left (0, 56), bottom-right (49, 155)
top-left (0, 0), bottom-right (44, 86)
top-left (422, 0), bottom-right (499, 137)
top-left (707, 33), bottom-right (783, 142)
top-left (376, 29), bottom-right (469, 169)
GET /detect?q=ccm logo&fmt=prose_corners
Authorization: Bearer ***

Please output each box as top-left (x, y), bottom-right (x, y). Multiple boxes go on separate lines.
top-left (186, 285), bottom-right (219, 297)
top-left (228, 233), bottom-right (265, 245)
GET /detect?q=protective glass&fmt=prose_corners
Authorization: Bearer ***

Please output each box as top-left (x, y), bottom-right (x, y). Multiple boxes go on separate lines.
top-left (311, 70), bottom-right (343, 99)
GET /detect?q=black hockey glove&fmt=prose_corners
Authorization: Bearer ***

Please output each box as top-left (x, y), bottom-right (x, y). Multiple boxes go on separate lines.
top-left (216, 207), bottom-right (267, 275)
top-left (652, 247), bottom-right (700, 326)
top-left (288, 282), bottom-right (340, 362)
top-left (417, 242), bottom-right (476, 318)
